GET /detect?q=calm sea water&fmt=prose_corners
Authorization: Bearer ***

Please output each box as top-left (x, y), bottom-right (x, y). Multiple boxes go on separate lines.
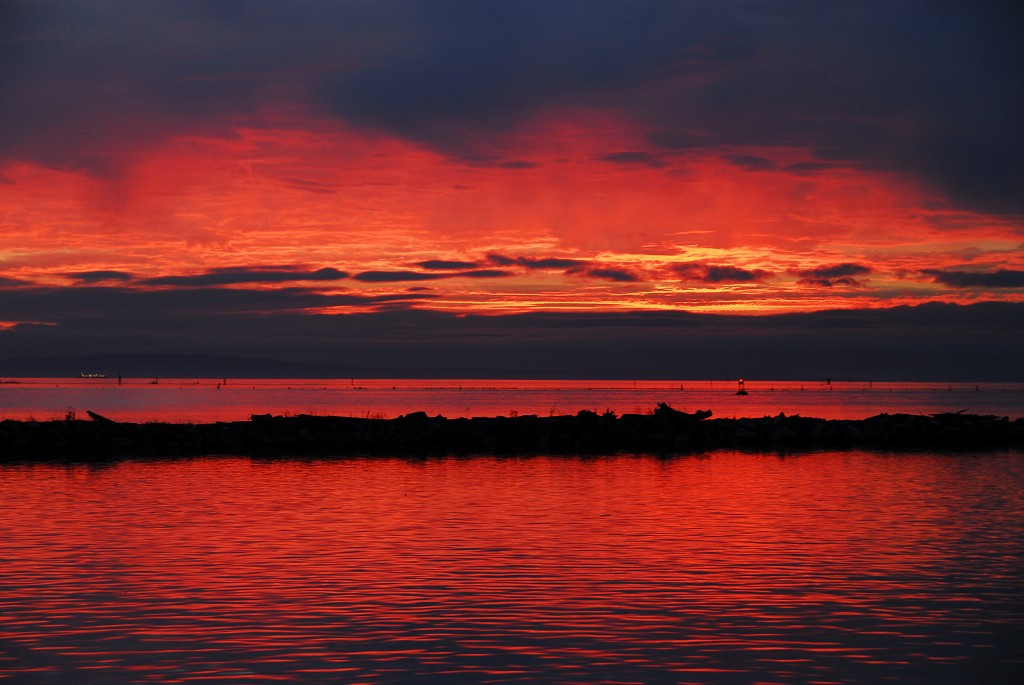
top-left (2, 378), bottom-right (1024, 422)
top-left (1, 452), bottom-right (1023, 683)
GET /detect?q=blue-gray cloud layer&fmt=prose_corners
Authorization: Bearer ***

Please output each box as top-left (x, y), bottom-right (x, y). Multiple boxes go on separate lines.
top-left (1, 286), bottom-right (1020, 380)
top-left (143, 267), bottom-right (350, 286)
top-left (924, 268), bottom-right (1024, 288)
top-left (1, 1), bottom-right (1021, 213)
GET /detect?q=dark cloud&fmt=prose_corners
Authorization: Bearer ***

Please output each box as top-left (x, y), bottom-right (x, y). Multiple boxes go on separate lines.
top-left (499, 160), bottom-right (539, 169)
top-left (704, 266), bottom-right (771, 283)
top-left (799, 276), bottom-right (864, 288)
top-left (923, 268), bottom-right (1024, 288)
top-left (785, 161), bottom-right (842, 175)
top-left (795, 263), bottom-right (872, 288)
top-left (2, 2), bottom-right (1017, 213)
top-left (596, 151), bottom-right (666, 168)
top-left (1, 295), bottom-right (1020, 380)
top-left (482, 254), bottom-right (517, 267)
top-left (0, 285), bottom-right (429, 323)
top-left (417, 260), bottom-right (481, 270)
top-left (275, 177), bottom-right (339, 194)
top-left (673, 262), bottom-right (773, 284)
top-left (803, 264), bottom-right (873, 279)
top-left (486, 254), bottom-right (586, 269)
top-left (69, 270), bottom-right (135, 283)
top-left (461, 269), bottom-right (514, 278)
top-left (579, 267), bottom-right (641, 282)
top-left (0, 276), bottom-right (29, 287)
top-left (355, 268), bottom-right (513, 282)
top-left (646, 130), bottom-right (701, 150)
top-left (726, 154), bottom-right (776, 171)
top-left (315, 1), bottom-right (743, 158)
top-left (354, 271), bottom-right (444, 282)
top-left (142, 267), bottom-right (349, 286)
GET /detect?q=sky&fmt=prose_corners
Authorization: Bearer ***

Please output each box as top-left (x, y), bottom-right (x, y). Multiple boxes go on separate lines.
top-left (1, 1), bottom-right (1022, 378)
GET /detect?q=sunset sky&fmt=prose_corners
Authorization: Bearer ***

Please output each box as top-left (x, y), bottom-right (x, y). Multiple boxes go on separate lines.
top-left (1, 1), bottom-right (1022, 378)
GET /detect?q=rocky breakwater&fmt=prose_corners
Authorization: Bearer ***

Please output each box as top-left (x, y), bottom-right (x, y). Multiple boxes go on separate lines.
top-left (2, 403), bottom-right (1023, 461)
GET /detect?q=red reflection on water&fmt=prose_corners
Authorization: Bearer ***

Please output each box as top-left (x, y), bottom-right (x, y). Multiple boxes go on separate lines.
top-left (1, 453), bottom-right (1023, 683)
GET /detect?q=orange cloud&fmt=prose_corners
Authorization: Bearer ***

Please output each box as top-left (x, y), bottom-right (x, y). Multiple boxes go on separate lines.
top-left (2, 111), bottom-right (1021, 314)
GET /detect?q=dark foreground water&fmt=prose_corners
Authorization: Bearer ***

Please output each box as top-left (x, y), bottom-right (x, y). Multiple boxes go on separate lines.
top-left (2, 452), bottom-right (1023, 684)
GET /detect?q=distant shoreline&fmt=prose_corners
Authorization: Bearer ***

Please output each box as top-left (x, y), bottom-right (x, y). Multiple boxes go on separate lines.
top-left (2, 404), bottom-right (1022, 461)
top-left (4, 374), bottom-right (1023, 383)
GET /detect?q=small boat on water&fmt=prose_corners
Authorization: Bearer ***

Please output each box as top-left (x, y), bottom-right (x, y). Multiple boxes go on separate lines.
top-left (79, 372), bottom-right (107, 378)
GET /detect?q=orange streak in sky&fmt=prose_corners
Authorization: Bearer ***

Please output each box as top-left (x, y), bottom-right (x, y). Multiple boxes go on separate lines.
top-left (2, 110), bottom-right (1021, 313)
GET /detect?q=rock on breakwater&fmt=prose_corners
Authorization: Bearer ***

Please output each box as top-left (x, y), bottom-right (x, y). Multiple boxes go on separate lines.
top-left (2, 403), bottom-right (1022, 461)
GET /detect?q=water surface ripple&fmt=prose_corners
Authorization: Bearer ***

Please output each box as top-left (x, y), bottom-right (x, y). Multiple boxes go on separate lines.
top-left (2, 452), bottom-right (1023, 683)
